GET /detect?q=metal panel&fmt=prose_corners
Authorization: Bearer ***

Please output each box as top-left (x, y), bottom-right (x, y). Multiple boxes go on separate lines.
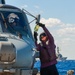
top-left (21, 70), bottom-right (32, 75)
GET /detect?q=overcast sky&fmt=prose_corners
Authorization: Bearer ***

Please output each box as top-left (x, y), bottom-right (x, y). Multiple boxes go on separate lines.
top-left (6, 0), bottom-right (75, 59)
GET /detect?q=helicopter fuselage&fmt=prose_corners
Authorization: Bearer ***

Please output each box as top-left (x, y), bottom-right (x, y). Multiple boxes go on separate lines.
top-left (0, 4), bottom-right (37, 75)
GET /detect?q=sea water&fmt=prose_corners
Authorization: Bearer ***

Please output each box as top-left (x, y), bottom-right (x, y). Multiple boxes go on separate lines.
top-left (34, 60), bottom-right (75, 75)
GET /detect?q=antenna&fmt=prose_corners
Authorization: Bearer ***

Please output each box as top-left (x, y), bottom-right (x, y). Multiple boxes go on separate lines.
top-left (0, 0), bottom-right (5, 4)
top-left (57, 46), bottom-right (60, 53)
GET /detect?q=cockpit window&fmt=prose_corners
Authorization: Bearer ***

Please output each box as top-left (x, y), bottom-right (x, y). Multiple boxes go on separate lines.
top-left (0, 9), bottom-right (30, 38)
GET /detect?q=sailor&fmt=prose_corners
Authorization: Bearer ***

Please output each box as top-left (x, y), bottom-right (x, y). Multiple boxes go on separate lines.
top-left (8, 13), bottom-right (19, 26)
top-left (34, 23), bottom-right (59, 75)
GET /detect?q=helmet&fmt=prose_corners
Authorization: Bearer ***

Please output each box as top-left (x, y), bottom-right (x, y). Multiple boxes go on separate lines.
top-left (39, 32), bottom-right (46, 41)
top-left (8, 13), bottom-right (19, 24)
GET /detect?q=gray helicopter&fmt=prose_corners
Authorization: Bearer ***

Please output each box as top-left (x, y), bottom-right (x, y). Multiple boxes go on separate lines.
top-left (0, 0), bottom-right (40, 75)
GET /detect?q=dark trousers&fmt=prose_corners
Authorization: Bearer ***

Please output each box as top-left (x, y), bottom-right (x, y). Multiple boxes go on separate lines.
top-left (40, 64), bottom-right (59, 75)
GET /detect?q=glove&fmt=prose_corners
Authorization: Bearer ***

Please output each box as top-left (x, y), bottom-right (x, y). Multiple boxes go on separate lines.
top-left (38, 23), bottom-right (45, 27)
top-left (34, 31), bottom-right (38, 41)
top-left (36, 22), bottom-right (45, 27)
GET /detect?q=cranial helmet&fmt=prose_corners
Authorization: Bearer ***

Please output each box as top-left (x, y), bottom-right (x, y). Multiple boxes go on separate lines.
top-left (8, 13), bottom-right (19, 23)
top-left (39, 32), bottom-right (46, 41)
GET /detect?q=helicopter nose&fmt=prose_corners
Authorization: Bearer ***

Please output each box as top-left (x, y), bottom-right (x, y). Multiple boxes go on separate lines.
top-left (0, 42), bottom-right (16, 64)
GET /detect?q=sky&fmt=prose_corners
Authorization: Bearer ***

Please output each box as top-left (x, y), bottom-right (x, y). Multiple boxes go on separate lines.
top-left (6, 0), bottom-right (75, 59)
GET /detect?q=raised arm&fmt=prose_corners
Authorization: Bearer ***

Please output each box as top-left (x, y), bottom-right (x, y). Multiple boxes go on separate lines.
top-left (34, 31), bottom-right (41, 51)
top-left (43, 26), bottom-right (54, 43)
top-left (38, 23), bottom-right (54, 44)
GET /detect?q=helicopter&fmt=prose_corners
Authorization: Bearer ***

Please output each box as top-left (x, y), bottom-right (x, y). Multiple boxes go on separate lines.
top-left (0, 0), bottom-right (40, 75)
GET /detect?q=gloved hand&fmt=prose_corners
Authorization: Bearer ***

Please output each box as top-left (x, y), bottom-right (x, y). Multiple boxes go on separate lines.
top-left (36, 22), bottom-right (45, 27)
top-left (34, 31), bottom-right (38, 41)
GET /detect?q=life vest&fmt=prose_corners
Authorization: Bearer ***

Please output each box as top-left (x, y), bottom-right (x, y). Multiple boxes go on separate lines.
top-left (39, 43), bottom-right (57, 63)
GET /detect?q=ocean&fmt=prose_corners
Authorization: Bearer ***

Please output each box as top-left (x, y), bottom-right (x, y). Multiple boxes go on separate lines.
top-left (34, 60), bottom-right (75, 75)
